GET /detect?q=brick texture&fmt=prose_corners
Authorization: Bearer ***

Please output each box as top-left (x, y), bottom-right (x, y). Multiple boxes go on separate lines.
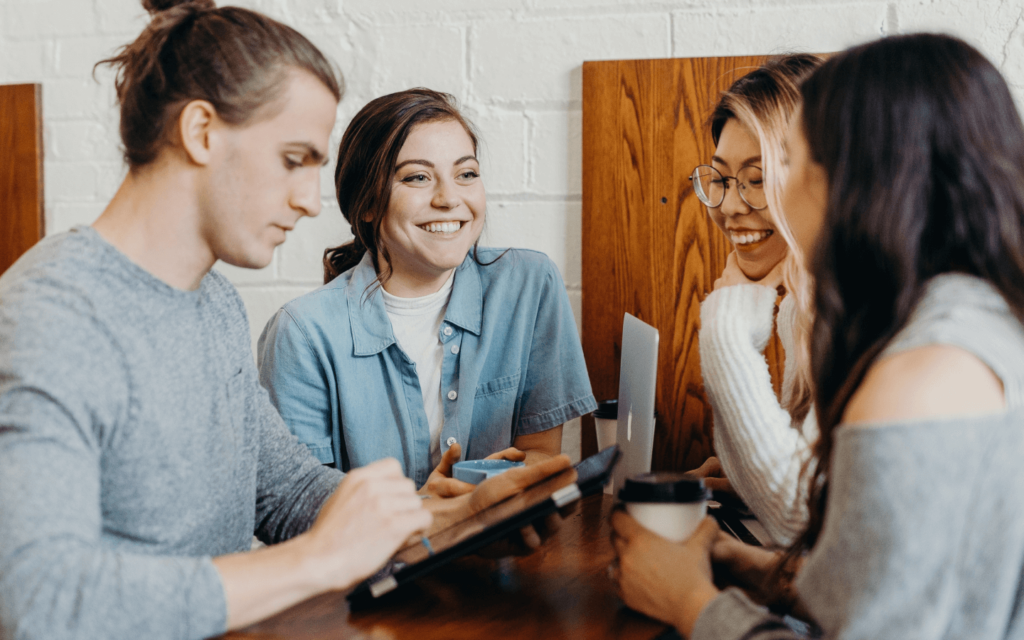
top-left (0, 0), bottom-right (1015, 461)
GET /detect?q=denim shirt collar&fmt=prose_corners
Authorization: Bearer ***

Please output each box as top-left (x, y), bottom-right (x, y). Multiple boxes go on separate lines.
top-left (346, 252), bottom-right (483, 356)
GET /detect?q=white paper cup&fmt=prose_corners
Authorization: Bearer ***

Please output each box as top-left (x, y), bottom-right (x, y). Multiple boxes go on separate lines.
top-left (625, 501), bottom-right (707, 542)
top-left (619, 473), bottom-right (710, 542)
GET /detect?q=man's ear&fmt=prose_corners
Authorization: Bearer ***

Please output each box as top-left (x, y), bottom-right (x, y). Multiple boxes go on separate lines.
top-left (178, 99), bottom-right (218, 166)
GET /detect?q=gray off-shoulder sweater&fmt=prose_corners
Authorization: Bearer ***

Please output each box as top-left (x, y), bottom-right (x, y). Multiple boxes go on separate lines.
top-left (693, 274), bottom-right (1024, 640)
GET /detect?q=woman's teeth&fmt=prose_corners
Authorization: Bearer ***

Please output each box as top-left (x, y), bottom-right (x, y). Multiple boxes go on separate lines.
top-left (731, 229), bottom-right (773, 245)
top-left (420, 221), bottom-right (462, 234)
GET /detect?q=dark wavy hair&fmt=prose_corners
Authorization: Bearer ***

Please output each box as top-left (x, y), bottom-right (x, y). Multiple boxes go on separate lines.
top-left (323, 88), bottom-right (483, 286)
top-left (793, 33), bottom-right (1024, 555)
top-left (96, 0), bottom-right (341, 169)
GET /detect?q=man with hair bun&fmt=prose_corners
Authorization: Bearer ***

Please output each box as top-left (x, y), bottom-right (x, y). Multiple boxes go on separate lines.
top-left (0, 2), bottom-right (569, 638)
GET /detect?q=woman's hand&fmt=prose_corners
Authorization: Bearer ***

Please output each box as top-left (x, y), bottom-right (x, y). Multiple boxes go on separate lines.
top-left (418, 444), bottom-right (528, 499)
top-left (715, 252), bottom-right (786, 292)
top-left (687, 456), bottom-right (733, 494)
top-left (424, 454), bottom-right (574, 554)
top-left (611, 512), bottom-right (721, 637)
top-left (712, 535), bottom-right (803, 614)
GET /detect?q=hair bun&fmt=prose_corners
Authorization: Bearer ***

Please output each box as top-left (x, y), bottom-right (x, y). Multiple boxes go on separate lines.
top-left (142, 0), bottom-right (214, 15)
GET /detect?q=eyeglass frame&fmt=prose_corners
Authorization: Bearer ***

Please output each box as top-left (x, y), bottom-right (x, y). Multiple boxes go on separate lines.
top-left (688, 164), bottom-right (768, 211)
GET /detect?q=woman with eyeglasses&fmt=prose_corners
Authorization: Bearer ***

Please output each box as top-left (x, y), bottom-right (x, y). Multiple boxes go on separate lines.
top-left (612, 33), bottom-right (1024, 639)
top-left (688, 54), bottom-right (823, 547)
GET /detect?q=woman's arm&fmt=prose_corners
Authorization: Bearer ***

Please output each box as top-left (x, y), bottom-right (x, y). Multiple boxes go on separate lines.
top-left (699, 282), bottom-right (813, 545)
top-left (513, 424), bottom-right (563, 463)
top-left (257, 307), bottom-right (337, 464)
top-left (843, 344), bottom-right (1004, 425)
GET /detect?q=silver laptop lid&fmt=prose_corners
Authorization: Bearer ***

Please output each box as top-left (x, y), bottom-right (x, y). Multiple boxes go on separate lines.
top-left (611, 313), bottom-right (659, 494)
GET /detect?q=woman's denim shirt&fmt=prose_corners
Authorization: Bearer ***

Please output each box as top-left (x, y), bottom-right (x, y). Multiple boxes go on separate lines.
top-left (257, 248), bottom-right (597, 487)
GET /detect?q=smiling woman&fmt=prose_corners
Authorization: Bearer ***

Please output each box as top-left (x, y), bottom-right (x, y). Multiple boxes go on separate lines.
top-left (689, 54), bottom-right (824, 548)
top-left (257, 88), bottom-right (597, 493)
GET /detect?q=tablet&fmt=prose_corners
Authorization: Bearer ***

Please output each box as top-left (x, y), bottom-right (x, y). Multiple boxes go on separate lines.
top-left (348, 445), bottom-right (622, 603)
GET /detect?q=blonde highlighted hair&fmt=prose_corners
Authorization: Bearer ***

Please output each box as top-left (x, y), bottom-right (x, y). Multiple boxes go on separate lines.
top-left (708, 54), bottom-right (823, 424)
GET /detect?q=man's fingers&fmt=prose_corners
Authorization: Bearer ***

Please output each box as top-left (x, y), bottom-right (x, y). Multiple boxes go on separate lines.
top-left (347, 456), bottom-right (405, 482)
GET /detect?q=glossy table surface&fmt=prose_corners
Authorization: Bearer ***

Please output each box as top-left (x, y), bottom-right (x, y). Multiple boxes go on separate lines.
top-left (223, 493), bottom-right (671, 640)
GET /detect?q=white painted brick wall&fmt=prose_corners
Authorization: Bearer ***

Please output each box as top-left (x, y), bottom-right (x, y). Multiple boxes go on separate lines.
top-left (4, 0), bottom-right (1022, 463)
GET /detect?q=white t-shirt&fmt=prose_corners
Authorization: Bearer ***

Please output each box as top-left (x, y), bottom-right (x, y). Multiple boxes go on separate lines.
top-left (381, 273), bottom-right (455, 468)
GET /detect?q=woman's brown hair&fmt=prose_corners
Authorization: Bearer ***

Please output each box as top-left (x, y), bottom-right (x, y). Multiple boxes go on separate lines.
top-left (792, 33), bottom-right (1024, 558)
top-left (323, 88), bottom-right (479, 286)
top-left (97, 0), bottom-right (342, 169)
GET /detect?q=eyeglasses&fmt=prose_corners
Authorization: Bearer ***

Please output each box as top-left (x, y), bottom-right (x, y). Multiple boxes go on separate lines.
top-left (689, 164), bottom-right (767, 210)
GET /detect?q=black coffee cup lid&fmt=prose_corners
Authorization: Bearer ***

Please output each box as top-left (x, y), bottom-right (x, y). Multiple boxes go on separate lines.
top-left (593, 399), bottom-right (618, 420)
top-left (617, 472), bottom-right (710, 503)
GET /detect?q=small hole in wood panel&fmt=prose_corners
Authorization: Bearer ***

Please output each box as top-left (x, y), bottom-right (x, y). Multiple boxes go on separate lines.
top-left (661, 197), bottom-right (667, 204)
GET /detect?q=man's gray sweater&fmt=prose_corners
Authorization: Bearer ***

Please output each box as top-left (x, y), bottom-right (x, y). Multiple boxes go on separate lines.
top-left (0, 226), bottom-right (342, 639)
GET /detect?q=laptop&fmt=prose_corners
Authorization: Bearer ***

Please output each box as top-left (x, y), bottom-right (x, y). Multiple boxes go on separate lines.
top-left (609, 312), bottom-right (773, 548)
top-left (610, 313), bottom-right (660, 495)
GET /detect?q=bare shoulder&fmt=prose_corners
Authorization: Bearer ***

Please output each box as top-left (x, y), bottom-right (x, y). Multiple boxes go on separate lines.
top-left (842, 344), bottom-right (1005, 427)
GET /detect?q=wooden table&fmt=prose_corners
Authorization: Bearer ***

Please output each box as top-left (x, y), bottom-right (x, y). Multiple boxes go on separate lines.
top-left (224, 493), bottom-right (672, 640)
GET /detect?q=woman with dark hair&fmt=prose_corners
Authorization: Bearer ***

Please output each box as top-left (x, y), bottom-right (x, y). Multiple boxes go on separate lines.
top-left (258, 88), bottom-right (596, 494)
top-left (691, 54), bottom-right (822, 546)
top-left (611, 33), bottom-right (1024, 639)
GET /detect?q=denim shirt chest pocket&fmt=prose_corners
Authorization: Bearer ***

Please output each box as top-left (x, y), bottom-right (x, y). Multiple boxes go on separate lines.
top-left (471, 369), bottom-right (521, 448)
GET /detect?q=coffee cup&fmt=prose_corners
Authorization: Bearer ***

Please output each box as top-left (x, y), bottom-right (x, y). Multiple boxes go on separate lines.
top-left (618, 472), bottom-right (710, 542)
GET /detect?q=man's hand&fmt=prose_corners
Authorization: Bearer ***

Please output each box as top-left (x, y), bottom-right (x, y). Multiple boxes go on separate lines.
top-left (418, 444), bottom-right (528, 499)
top-left (303, 458), bottom-right (432, 591)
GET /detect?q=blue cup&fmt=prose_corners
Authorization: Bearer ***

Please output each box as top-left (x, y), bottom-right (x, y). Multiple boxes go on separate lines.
top-left (452, 459), bottom-right (526, 485)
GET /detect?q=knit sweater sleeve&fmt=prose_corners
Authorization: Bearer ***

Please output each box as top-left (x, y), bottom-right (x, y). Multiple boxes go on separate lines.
top-left (699, 285), bottom-right (813, 546)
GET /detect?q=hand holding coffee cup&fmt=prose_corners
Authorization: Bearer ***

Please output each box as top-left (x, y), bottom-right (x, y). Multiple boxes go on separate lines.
top-left (617, 472), bottom-right (711, 542)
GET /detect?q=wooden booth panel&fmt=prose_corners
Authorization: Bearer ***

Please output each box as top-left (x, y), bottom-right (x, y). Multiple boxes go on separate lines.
top-left (581, 56), bottom-right (785, 471)
top-left (1, 83), bottom-right (44, 277)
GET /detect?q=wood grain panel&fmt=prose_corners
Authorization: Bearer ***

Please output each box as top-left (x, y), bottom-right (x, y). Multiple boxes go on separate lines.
top-left (0, 84), bottom-right (44, 277)
top-left (582, 56), bottom-right (785, 471)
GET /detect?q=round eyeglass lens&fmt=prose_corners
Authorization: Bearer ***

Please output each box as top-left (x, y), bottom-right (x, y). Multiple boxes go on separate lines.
top-left (691, 165), bottom-right (724, 207)
top-left (736, 166), bottom-right (766, 210)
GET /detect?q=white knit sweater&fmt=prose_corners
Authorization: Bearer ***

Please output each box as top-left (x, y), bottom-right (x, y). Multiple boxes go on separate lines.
top-left (698, 285), bottom-right (817, 546)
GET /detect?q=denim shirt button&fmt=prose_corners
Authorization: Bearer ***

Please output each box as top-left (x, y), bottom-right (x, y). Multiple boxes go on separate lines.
top-left (443, 326), bottom-right (453, 337)
top-left (451, 344), bottom-right (460, 355)
top-left (446, 436), bottom-right (457, 447)
top-left (447, 390), bottom-right (458, 401)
